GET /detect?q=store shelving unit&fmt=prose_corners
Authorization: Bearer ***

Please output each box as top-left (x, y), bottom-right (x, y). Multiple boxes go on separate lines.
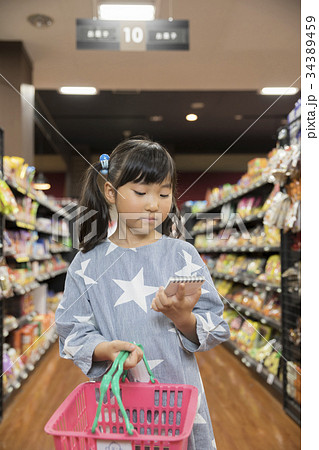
top-left (182, 101), bottom-right (301, 424)
top-left (0, 141), bottom-right (75, 420)
top-left (0, 128), bottom-right (4, 422)
top-left (184, 177), bottom-right (283, 394)
top-left (281, 231), bottom-right (301, 424)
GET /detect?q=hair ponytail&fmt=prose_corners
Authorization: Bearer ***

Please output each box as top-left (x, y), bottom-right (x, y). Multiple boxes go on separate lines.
top-left (78, 162), bottom-right (111, 253)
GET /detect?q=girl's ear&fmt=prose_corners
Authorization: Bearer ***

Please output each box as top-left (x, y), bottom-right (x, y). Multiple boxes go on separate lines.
top-left (104, 181), bottom-right (116, 204)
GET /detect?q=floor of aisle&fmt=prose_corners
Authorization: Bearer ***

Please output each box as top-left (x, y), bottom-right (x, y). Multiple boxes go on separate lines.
top-left (0, 342), bottom-right (300, 450)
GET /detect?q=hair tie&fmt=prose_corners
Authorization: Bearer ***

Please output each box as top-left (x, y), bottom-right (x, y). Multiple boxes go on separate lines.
top-left (100, 154), bottom-right (110, 175)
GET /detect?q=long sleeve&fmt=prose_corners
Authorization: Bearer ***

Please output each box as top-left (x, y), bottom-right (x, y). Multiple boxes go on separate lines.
top-left (55, 253), bottom-right (110, 378)
top-left (175, 244), bottom-right (230, 353)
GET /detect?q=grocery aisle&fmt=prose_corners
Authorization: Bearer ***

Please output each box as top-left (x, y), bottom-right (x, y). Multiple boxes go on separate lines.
top-left (0, 342), bottom-right (300, 450)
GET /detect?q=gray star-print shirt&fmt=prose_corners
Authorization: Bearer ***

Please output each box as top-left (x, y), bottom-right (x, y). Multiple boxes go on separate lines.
top-left (56, 234), bottom-right (230, 450)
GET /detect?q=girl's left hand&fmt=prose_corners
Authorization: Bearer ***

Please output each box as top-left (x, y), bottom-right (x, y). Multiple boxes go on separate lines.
top-left (151, 284), bottom-right (201, 323)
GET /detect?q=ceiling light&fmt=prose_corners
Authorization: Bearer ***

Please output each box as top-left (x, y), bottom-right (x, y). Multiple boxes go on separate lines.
top-left (149, 115), bottom-right (163, 122)
top-left (234, 114), bottom-right (243, 120)
top-left (98, 3), bottom-right (155, 21)
top-left (186, 114), bottom-right (198, 122)
top-left (33, 173), bottom-right (51, 191)
top-left (190, 102), bottom-right (205, 109)
top-left (122, 130), bottom-right (132, 138)
top-left (59, 87), bottom-right (98, 95)
top-left (260, 87), bottom-right (299, 96)
top-left (27, 14), bottom-right (54, 28)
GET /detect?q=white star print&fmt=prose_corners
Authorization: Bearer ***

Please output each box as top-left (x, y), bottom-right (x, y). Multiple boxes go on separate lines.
top-left (105, 240), bottom-right (137, 256)
top-left (74, 314), bottom-right (96, 327)
top-left (212, 438), bottom-right (217, 449)
top-left (113, 268), bottom-right (158, 313)
top-left (57, 303), bottom-right (65, 311)
top-left (196, 312), bottom-right (217, 332)
top-left (175, 250), bottom-right (203, 276)
top-left (75, 259), bottom-right (97, 285)
top-left (130, 359), bottom-right (164, 382)
top-left (201, 288), bottom-right (209, 295)
top-left (194, 393), bottom-right (207, 424)
top-left (63, 332), bottom-right (83, 359)
top-left (148, 359), bottom-right (164, 370)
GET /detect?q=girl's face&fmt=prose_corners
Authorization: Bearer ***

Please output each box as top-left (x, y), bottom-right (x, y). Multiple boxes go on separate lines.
top-left (106, 176), bottom-right (173, 236)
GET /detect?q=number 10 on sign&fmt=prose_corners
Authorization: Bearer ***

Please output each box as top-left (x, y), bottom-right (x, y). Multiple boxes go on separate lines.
top-left (120, 22), bottom-right (146, 51)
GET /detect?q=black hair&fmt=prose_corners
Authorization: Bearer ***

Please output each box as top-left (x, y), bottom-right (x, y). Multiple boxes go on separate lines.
top-left (78, 136), bottom-right (182, 253)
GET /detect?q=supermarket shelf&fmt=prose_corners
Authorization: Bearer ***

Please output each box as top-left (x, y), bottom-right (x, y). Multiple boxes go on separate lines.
top-left (223, 340), bottom-right (283, 393)
top-left (5, 253), bottom-right (52, 263)
top-left (36, 266), bottom-right (69, 281)
top-left (5, 216), bottom-right (70, 238)
top-left (284, 397), bottom-right (301, 426)
top-left (1, 267), bottom-right (69, 299)
top-left (197, 246), bottom-right (280, 254)
top-left (4, 178), bottom-right (70, 218)
top-left (191, 177), bottom-right (273, 215)
top-left (221, 297), bottom-right (281, 330)
top-left (3, 312), bottom-right (37, 337)
top-left (190, 211), bottom-right (266, 236)
top-left (210, 270), bottom-right (281, 293)
top-left (3, 333), bottom-right (58, 405)
top-left (50, 248), bottom-right (72, 254)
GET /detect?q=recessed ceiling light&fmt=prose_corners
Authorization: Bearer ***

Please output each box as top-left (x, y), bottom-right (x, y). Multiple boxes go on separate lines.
top-left (98, 3), bottom-right (155, 21)
top-left (186, 114), bottom-right (198, 122)
top-left (260, 87), bottom-right (299, 95)
top-left (234, 114), bottom-right (243, 120)
top-left (122, 130), bottom-right (132, 138)
top-left (190, 102), bottom-right (205, 109)
top-left (59, 87), bottom-right (98, 95)
top-left (27, 14), bottom-right (54, 28)
top-left (149, 115), bottom-right (163, 122)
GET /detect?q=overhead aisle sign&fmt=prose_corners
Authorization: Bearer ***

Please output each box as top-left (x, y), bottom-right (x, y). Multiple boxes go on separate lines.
top-left (76, 19), bottom-right (189, 51)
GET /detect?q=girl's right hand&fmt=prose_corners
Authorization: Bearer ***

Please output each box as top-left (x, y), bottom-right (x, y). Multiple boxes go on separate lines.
top-left (93, 340), bottom-right (144, 369)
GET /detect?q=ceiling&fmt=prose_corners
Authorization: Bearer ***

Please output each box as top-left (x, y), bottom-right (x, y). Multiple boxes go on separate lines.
top-left (0, 0), bottom-right (301, 165)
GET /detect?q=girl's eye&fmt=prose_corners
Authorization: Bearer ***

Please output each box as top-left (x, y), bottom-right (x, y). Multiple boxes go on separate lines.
top-left (160, 194), bottom-right (170, 198)
top-left (134, 191), bottom-right (145, 196)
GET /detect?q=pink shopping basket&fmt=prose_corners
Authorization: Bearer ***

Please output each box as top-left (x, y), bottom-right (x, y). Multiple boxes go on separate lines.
top-left (45, 379), bottom-right (198, 450)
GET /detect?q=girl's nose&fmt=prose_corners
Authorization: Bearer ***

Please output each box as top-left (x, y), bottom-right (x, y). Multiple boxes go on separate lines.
top-left (146, 196), bottom-right (159, 211)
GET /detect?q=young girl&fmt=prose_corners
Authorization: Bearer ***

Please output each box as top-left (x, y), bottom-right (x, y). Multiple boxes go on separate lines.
top-left (56, 137), bottom-right (230, 450)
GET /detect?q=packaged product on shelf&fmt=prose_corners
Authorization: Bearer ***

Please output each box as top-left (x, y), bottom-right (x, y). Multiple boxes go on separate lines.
top-left (36, 217), bottom-right (52, 233)
top-left (236, 319), bottom-right (260, 352)
top-left (246, 258), bottom-right (266, 278)
top-left (3, 156), bottom-right (36, 192)
top-left (287, 362), bottom-right (301, 404)
top-left (257, 255), bottom-right (281, 285)
top-left (0, 264), bottom-right (14, 298)
top-left (228, 315), bottom-right (244, 341)
top-left (262, 292), bottom-right (281, 320)
top-left (215, 279), bottom-right (233, 297)
top-left (249, 338), bottom-right (277, 362)
top-left (0, 179), bottom-right (19, 216)
top-left (263, 346), bottom-right (282, 377)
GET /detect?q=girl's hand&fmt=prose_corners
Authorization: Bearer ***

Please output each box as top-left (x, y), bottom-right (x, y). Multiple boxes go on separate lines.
top-left (93, 340), bottom-right (144, 370)
top-left (151, 284), bottom-right (202, 325)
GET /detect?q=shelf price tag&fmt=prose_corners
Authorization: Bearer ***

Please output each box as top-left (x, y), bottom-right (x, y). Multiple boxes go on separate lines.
top-left (267, 373), bottom-right (275, 385)
top-left (256, 363), bottom-right (263, 373)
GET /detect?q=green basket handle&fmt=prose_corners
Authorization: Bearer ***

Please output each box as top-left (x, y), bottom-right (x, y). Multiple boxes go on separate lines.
top-left (91, 343), bottom-right (156, 435)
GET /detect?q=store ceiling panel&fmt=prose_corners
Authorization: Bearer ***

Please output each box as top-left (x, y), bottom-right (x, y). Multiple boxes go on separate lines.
top-left (36, 89), bottom-right (300, 155)
top-left (0, 0), bottom-right (300, 91)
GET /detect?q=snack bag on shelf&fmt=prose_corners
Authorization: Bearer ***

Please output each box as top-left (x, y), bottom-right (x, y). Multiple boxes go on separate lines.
top-left (262, 292), bottom-right (281, 320)
top-left (236, 320), bottom-right (259, 352)
top-left (251, 290), bottom-right (267, 312)
top-left (246, 258), bottom-right (266, 278)
top-left (264, 224), bottom-right (280, 246)
top-left (0, 179), bottom-right (19, 216)
top-left (249, 338), bottom-right (277, 362)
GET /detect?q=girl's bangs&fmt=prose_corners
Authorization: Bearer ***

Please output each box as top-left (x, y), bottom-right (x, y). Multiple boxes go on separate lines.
top-left (119, 145), bottom-right (175, 187)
